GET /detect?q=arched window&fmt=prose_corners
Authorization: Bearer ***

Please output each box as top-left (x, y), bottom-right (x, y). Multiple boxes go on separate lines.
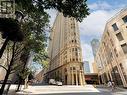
top-left (64, 68), bottom-right (67, 72)
top-left (73, 67), bottom-right (76, 70)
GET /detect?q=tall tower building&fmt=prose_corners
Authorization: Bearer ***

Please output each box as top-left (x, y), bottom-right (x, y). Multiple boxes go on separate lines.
top-left (84, 61), bottom-right (90, 73)
top-left (45, 13), bottom-right (85, 85)
top-left (91, 39), bottom-right (99, 57)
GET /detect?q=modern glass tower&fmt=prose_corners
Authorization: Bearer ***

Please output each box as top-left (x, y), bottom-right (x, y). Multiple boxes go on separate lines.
top-left (91, 39), bottom-right (100, 57)
top-left (45, 13), bottom-right (85, 85)
top-left (84, 61), bottom-right (90, 73)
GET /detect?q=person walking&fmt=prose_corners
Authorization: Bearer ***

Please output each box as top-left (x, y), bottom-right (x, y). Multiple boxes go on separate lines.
top-left (107, 80), bottom-right (112, 88)
top-left (111, 81), bottom-right (115, 91)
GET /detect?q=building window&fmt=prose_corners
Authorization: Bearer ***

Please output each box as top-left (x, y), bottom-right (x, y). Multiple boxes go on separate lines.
top-left (75, 40), bottom-right (77, 43)
top-left (75, 48), bottom-right (77, 51)
top-left (110, 39), bottom-right (114, 46)
top-left (64, 68), bottom-right (67, 72)
top-left (75, 52), bottom-right (78, 56)
top-left (116, 32), bottom-right (124, 41)
top-left (107, 31), bottom-right (110, 36)
top-left (73, 67), bottom-right (76, 70)
top-left (120, 63), bottom-right (127, 82)
top-left (122, 15), bottom-right (127, 23)
top-left (74, 32), bottom-right (76, 36)
top-left (70, 67), bottom-right (72, 70)
top-left (121, 43), bottom-right (127, 54)
top-left (114, 48), bottom-right (118, 57)
top-left (111, 66), bottom-right (123, 85)
top-left (112, 23), bottom-right (119, 31)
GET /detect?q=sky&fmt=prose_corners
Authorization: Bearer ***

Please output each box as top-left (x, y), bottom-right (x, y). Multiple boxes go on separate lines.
top-left (47, 0), bottom-right (127, 73)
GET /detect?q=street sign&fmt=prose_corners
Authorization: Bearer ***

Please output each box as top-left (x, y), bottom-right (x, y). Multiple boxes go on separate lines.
top-left (0, 0), bottom-right (15, 18)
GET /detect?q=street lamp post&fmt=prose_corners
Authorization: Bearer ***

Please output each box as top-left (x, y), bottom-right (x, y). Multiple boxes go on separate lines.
top-left (0, 10), bottom-right (24, 58)
top-left (0, 2), bottom-right (24, 94)
top-left (0, 0), bottom-right (14, 58)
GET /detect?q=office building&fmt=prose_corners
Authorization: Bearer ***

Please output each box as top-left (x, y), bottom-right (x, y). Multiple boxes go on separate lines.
top-left (84, 61), bottom-right (90, 73)
top-left (45, 13), bottom-right (85, 85)
top-left (95, 8), bottom-right (127, 87)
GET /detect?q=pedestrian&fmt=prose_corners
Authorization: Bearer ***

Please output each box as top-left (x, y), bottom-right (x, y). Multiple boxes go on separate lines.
top-left (107, 80), bottom-right (112, 90)
top-left (111, 81), bottom-right (115, 91)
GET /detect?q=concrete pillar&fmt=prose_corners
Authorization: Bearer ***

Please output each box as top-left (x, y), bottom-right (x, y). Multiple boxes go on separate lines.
top-left (67, 73), bottom-right (71, 85)
top-left (76, 70), bottom-right (78, 85)
top-left (117, 65), bottom-right (127, 87)
top-left (71, 70), bottom-right (74, 85)
top-left (81, 72), bottom-right (85, 85)
top-left (79, 71), bottom-right (83, 85)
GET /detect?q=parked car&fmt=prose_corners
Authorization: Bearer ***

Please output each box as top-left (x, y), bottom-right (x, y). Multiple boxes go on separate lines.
top-left (49, 79), bottom-right (56, 85)
top-left (56, 81), bottom-right (62, 86)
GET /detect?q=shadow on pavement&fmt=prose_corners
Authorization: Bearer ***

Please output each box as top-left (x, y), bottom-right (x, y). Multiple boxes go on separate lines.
top-left (18, 92), bottom-right (112, 95)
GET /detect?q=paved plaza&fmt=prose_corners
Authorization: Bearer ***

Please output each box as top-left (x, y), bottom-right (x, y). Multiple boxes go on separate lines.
top-left (6, 85), bottom-right (127, 95)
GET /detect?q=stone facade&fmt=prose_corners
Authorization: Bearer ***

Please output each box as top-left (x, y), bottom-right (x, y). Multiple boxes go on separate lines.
top-left (45, 13), bottom-right (85, 85)
top-left (95, 8), bottom-right (127, 88)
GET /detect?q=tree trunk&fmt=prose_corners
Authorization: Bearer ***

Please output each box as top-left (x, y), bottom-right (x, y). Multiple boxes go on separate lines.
top-left (0, 37), bottom-right (9, 58)
top-left (16, 77), bottom-right (22, 92)
top-left (0, 42), bottom-right (16, 95)
top-left (16, 53), bottom-right (29, 92)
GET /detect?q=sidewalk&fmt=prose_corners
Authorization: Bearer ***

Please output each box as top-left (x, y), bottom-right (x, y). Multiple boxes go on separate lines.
top-left (95, 84), bottom-right (127, 91)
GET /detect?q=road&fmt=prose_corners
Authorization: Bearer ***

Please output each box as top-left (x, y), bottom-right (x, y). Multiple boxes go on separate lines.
top-left (7, 85), bottom-right (127, 95)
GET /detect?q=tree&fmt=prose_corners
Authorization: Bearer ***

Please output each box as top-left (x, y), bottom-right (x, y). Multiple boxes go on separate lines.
top-left (15, 0), bottom-right (89, 22)
top-left (0, 0), bottom-right (89, 94)
top-left (14, 0), bottom-right (89, 66)
top-left (0, 17), bottom-right (24, 94)
top-left (0, 18), bottom-right (24, 58)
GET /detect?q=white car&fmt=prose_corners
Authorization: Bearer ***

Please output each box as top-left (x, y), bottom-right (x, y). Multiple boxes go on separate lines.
top-left (49, 79), bottom-right (56, 85)
top-left (56, 81), bottom-right (62, 86)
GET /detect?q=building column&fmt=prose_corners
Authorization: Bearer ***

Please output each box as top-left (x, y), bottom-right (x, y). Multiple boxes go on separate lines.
top-left (71, 70), bottom-right (74, 85)
top-left (117, 65), bottom-right (127, 87)
top-left (81, 72), bottom-right (85, 85)
top-left (76, 70), bottom-right (78, 85)
top-left (79, 71), bottom-right (83, 85)
top-left (67, 73), bottom-right (71, 85)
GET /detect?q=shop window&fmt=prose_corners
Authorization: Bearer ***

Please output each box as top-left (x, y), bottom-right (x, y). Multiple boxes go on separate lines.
top-left (120, 63), bottom-right (127, 82)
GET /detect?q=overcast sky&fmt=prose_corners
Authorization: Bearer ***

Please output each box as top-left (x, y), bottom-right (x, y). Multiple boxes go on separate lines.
top-left (48, 0), bottom-right (127, 73)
